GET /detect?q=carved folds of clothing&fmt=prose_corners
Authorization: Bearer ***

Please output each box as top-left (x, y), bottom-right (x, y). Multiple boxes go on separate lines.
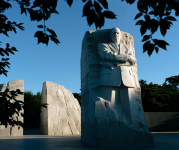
top-left (98, 42), bottom-right (136, 88)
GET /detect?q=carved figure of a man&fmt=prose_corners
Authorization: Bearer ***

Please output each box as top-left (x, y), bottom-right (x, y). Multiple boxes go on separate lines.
top-left (98, 27), bottom-right (138, 126)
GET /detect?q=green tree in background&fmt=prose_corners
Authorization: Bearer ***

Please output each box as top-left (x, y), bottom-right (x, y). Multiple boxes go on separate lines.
top-left (23, 91), bottom-right (80, 128)
top-left (73, 93), bottom-right (81, 105)
top-left (140, 75), bottom-right (179, 112)
top-left (24, 90), bottom-right (47, 128)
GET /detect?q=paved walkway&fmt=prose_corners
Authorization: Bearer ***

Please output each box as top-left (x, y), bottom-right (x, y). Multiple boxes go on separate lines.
top-left (0, 129), bottom-right (179, 150)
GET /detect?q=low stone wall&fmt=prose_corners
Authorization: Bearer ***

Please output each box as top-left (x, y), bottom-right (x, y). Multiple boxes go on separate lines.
top-left (0, 80), bottom-right (24, 136)
top-left (144, 112), bottom-right (179, 132)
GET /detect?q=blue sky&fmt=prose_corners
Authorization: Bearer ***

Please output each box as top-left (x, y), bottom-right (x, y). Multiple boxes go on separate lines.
top-left (1, 0), bottom-right (179, 95)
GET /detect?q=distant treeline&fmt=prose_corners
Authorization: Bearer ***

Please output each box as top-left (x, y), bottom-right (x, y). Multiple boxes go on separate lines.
top-left (24, 75), bottom-right (179, 128)
top-left (140, 75), bottom-right (179, 112)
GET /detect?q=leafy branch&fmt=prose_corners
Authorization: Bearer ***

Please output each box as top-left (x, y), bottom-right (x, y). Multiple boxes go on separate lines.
top-left (134, 0), bottom-right (177, 56)
top-left (34, 25), bottom-right (60, 45)
top-left (82, 0), bottom-right (116, 28)
top-left (0, 43), bottom-right (18, 76)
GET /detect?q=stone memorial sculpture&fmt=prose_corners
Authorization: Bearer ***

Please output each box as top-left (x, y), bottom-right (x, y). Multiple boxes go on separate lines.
top-left (0, 80), bottom-right (24, 136)
top-left (40, 81), bottom-right (81, 135)
top-left (81, 27), bottom-right (154, 148)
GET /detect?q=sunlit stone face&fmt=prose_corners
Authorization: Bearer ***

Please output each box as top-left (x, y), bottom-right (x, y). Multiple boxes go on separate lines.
top-left (110, 27), bottom-right (121, 43)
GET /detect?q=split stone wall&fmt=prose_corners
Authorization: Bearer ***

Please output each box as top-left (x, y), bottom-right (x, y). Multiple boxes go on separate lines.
top-left (0, 80), bottom-right (24, 136)
top-left (40, 81), bottom-right (81, 135)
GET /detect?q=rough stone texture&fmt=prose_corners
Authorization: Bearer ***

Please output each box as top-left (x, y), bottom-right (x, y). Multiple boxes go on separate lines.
top-left (40, 81), bottom-right (81, 135)
top-left (0, 80), bottom-right (24, 136)
top-left (81, 28), bottom-right (154, 148)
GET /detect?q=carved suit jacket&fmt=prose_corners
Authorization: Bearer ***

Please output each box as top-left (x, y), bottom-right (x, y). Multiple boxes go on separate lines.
top-left (98, 42), bottom-right (135, 87)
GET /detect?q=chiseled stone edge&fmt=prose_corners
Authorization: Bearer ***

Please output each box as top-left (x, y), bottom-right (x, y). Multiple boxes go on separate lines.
top-left (40, 81), bottom-right (81, 135)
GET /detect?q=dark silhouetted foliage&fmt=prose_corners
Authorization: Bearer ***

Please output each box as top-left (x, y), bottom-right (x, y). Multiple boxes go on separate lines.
top-left (73, 93), bottom-right (81, 105)
top-left (140, 75), bottom-right (179, 112)
top-left (0, 88), bottom-right (24, 128)
top-left (24, 91), bottom-right (47, 128)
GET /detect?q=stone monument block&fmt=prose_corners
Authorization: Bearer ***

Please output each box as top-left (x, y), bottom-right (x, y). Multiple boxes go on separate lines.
top-left (0, 80), bottom-right (24, 136)
top-left (81, 28), bottom-right (154, 148)
top-left (40, 81), bottom-right (81, 135)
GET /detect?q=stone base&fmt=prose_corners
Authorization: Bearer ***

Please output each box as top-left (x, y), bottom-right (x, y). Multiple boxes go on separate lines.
top-left (81, 97), bottom-right (155, 149)
top-left (82, 121), bottom-right (154, 149)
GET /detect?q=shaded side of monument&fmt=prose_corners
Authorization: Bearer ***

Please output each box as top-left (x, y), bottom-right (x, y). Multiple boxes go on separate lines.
top-left (80, 28), bottom-right (154, 148)
top-left (0, 80), bottom-right (24, 136)
top-left (40, 81), bottom-right (81, 135)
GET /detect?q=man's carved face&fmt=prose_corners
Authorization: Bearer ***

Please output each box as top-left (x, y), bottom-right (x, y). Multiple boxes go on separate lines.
top-left (110, 27), bottom-right (121, 43)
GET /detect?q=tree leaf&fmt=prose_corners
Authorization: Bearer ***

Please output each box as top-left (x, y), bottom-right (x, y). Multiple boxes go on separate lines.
top-left (27, 8), bottom-right (33, 14)
top-left (2, 58), bottom-right (10, 61)
top-left (98, 14), bottom-right (104, 28)
top-left (149, 11), bottom-right (154, 15)
top-left (44, 34), bottom-right (49, 46)
top-left (21, 8), bottom-right (27, 15)
top-left (3, 31), bottom-right (9, 37)
top-left (164, 16), bottom-right (177, 21)
top-left (142, 35), bottom-right (150, 42)
top-left (36, 11), bottom-right (43, 22)
top-left (0, 51), bottom-right (5, 56)
top-left (134, 12), bottom-right (143, 20)
top-left (153, 39), bottom-right (169, 50)
top-left (143, 40), bottom-right (150, 53)
top-left (135, 20), bottom-right (144, 25)
top-left (137, 1), bottom-right (145, 13)
top-left (67, 0), bottom-right (73, 7)
top-left (82, 0), bottom-right (92, 16)
top-left (2, 49), bottom-right (9, 56)
top-left (47, 28), bottom-right (57, 37)
top-left (51, 9), bottom-right (59, 14)
top-left (140, 23), bottom-right (147, 35)
top-left (125, 0), bottom-right (136, 4)
top-left (18, 24), bottom-right (25, 30)
top-left (175, 11), bottom-right (179, 16)
top-left (147, 43), bottom-right (154, 56)
top-left (144, 15), bottom-right (150, 21)
top-left (11, 47), bottom-right (18, 52)
top-left (0, 14), bottom-right (8, 21)
top-left (37, 36), bottom-right (43, 44)
top-left (49, 35), bottom-right (60, 45)
top-left (160, 21), bottom-right (167, 36)
top-left (103, 11), bottom-right (116, 19)
top-left (7, 50), bottom-right (15, 55)
top-left (155, 46), bottom-right (159, 53)
top-left (87, 9), bottom-right (95, 26)
top-left (94, 13), bottom-right (104, 28)
top-left (37, 25), bottom-right (43, 28)
top-left (34, 31), bottom-right (44, 38)
top-left (164, 11), bottom-right (171, 16)
top-left (33, 0), bottom-right (42, 7)
top-left (6, 43), bottom-right (10, 48)
top-left (82, 0), bottom-right (87, 2)
top-left (150, 19), bottom-right (159, 34)
top-left (94, 1), bottom-right (102, 13)
top-left (97, 0), bottom-right (108, 9)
